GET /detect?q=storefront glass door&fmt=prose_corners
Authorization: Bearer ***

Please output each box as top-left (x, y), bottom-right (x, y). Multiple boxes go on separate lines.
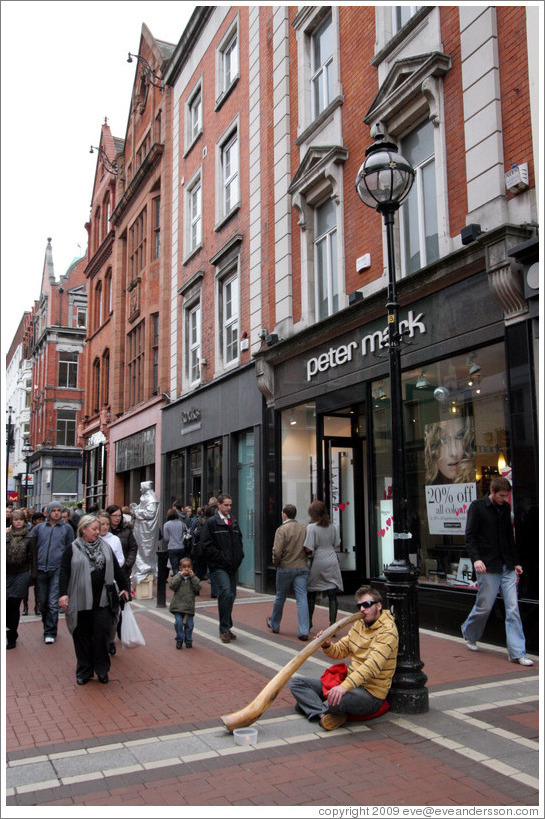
top-left (237, 430), bottom-right (255, 586)
top-left (323, 438), bottom-right (357, 571)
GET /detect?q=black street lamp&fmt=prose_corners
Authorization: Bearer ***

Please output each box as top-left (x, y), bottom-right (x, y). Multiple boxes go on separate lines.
top-left (22, 437), bottom-right (34, 509)
top-left (356, 133), bottom-right (429, 714)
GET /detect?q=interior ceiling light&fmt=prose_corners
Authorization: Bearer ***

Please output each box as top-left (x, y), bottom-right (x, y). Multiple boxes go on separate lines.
top-left (415, 371), bottom-right (430, 389)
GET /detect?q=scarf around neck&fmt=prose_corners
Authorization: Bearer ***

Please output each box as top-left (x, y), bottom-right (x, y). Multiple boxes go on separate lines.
top-left (75, 536), bottom-right (106, 570)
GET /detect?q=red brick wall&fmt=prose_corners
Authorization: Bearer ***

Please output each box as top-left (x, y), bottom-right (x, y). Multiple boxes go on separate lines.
top-left (496, 6), bottom-right (534, 189)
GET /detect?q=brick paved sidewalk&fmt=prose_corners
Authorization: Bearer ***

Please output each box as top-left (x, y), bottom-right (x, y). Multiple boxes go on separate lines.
top-left (4, 583), bottom-right (540, 811)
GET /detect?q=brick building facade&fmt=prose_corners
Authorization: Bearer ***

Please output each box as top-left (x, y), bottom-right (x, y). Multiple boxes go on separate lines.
top-left (22, 240), bottom-right (87, 511)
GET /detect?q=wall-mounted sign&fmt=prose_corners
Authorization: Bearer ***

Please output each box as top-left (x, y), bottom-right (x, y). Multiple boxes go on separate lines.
top-left (305, 310), bottom-right (426, 381)
top-left (180, 407), bottom-right (202, 436)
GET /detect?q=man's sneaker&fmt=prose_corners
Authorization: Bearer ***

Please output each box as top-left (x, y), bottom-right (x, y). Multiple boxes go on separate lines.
top-left (461, 626), bottom-right (478, 651)
top-left (44, 636), bottom-right (55, 644)
top-left (320, 712), bottom-right (348, 731)
top-left (513, 656), bottom-right (534, 666)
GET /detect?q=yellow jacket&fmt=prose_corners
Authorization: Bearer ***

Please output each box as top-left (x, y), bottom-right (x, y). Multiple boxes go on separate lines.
top-left (323, 609), bottom-right (398, 700)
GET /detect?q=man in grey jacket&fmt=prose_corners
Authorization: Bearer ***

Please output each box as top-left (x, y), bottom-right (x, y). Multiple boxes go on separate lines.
top-left (30, 501), bottom-right (74, 643)
top-left (266, 504), bottom-right (309, 640)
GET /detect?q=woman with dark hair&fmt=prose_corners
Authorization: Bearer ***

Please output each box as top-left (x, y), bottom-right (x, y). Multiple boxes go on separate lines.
top-left (6, 509), bottom-right (34, 648)
top-left (105, 504), bottom-right (138, 592)
top-left (58, 515), bottom-right (129, 685)
top-left (162, 507), bottom-right (190, 575)
top-left (305, 500), bottom-right (343, 629)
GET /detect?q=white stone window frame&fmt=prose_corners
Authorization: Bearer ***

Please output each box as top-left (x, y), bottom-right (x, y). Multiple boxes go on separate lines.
top-left (314, 198), bottom-right (339, 321)
top-left (215, 116), bottom-right (240, 229)
top-left (185, 77), bottom-right (203, 155)
top-left (289, 146), bottom-right (348, 329)
top-left (292, 6), bottom-right (343, 145)
top-left (184, 166), bottom-right (203, 262)
top-left (399, 121), bottom-right (438, 276)
top-left (215, 13), bottom-right (240, 110)
top-left (364, 21), bottom-right (452, 283)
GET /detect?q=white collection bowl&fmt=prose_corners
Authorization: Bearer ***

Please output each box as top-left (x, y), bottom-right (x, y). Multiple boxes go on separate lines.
top-left (233, 727), bottom-right (258, 746)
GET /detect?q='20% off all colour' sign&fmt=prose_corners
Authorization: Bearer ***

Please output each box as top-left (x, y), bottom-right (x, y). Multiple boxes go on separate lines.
top-left (425, 483), bottom-right (477, 535)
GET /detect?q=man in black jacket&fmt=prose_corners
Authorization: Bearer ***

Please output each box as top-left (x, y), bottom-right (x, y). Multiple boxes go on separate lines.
top-left (461, 476), bottom-right (533, 665)
top-left (200, 493), bottom-right (244, 643)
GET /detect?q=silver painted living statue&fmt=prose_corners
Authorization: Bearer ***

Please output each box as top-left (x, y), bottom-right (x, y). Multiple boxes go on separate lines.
top-left (130, 480), bottom-right (160, 587)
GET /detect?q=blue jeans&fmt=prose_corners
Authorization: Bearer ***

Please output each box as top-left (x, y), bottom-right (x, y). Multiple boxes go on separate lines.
top-left (461, 567), bottom-right (527, 660)
top-left (270, 568), bottom-right (309, 636)
top-left (289, 675), bottom-right (383, 720)
top-left (209, 568), bottom-right (237, 634)
top-left (174, 613), bottom-right (194, 645)
top-left (36, 569), bottom-right (60, 638)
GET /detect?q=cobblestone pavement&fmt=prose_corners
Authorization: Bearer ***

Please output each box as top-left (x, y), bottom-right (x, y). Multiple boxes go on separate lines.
top-left (3, 583), bottom-right (540, 814)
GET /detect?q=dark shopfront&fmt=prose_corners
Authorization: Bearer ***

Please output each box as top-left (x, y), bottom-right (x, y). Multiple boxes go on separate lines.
top-left (161, 363), bottom-right (266, 589)
top-left (256, 266), bottom-right (539, 653)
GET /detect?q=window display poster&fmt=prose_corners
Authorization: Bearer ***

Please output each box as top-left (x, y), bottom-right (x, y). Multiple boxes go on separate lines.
top-left (425, 482), bottom-right (477, 535)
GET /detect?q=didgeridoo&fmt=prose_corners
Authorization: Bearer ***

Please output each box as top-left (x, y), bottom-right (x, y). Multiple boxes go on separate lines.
top-left (221, 609), bottom-right (363, 732)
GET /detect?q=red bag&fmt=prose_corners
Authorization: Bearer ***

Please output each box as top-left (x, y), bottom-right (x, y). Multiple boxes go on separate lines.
top-left (320, 662), bottom-right (348, 695)
top-left (320, 662), bottom-right (390, 722)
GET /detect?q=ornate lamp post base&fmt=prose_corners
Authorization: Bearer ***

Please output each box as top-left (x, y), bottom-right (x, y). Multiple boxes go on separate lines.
top-left (385, 560), bottom-right (429, 713)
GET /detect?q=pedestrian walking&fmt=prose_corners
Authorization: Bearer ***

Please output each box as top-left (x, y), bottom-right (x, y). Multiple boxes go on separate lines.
top-left (169, 557), bottom-right (201, 648)
top-left (6, 510), bottom-right (34, 649)
top-left (266, 504), bottom-right (309, 640)
top-left (461, 476), bottom-right (533, 665)
top-left (200, 493), bottom-right (244, 643)
top-left (58, 515), bottom-right (130, 685)
top-left (304, 500), bottom-right (343, 628)
top-left (29, 501), bottom-right (74, 644)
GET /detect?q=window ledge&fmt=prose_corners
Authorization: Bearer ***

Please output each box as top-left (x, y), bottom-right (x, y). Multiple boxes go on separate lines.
top-left (182, 243), bottom-right (204, 266)
top-left (214, 76), bottom-right (239, 112)
top-left (295, 95), bottom-right (344, 146)
top-left (214, 202), bottom-right (241, 233)
top-left (372, 7), bottom-right (433, 67)
top-left (183, 130), bottom-right (203, 159)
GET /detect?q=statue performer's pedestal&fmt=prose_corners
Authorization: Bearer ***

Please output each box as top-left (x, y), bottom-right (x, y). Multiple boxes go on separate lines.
top-left (134, 574), bottom-right (154, 599)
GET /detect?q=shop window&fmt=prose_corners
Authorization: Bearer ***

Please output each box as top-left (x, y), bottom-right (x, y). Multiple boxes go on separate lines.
top-left (56, 410), bottom-right (77, 447)
top-left (400, 120), bottom-right (439, 275)
top-left (206, 439), bottom-right (223, 501)
top-left (280, 403), bottom-right (317, 518)
top-left (52, 468), bottom-right (78, 495)
top-left (168, 449), bottom-right (186, 508)
top-left (58, 351), bottom-right (78, 388)
top-left (370, 342), bottom-right (509, 586)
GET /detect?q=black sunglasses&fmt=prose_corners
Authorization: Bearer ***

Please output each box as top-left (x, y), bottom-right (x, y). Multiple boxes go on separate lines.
top-left (358, 600), bottom-right (378, 610)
